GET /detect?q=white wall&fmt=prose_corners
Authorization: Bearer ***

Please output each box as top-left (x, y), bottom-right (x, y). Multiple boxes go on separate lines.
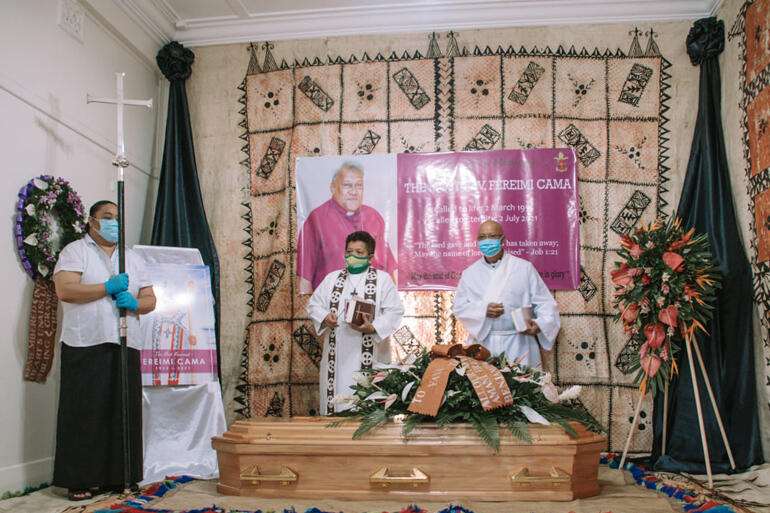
top-left (0, 0), bottom-right (160, 493)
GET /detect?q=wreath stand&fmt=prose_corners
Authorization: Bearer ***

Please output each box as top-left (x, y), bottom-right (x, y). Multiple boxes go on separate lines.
top-left (619, 334), bottom-right (735, 489)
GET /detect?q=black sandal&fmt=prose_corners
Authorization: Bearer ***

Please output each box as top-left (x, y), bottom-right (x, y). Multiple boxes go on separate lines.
top-left (67, 489), bottom-right (92, 501)
top-left (100, 483), bottom-right (139, 494)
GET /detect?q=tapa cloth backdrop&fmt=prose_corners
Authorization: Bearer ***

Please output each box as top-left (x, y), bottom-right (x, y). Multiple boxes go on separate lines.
top-left (185, 22), bottom-right (711, 453)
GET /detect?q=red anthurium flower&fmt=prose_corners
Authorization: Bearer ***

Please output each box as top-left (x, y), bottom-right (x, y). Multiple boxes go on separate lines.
top-left (630, 243), bottom-right (643, 258)
top-left (658, 305), bottom-right (679, 327)
top-left (638, 341), bottom-right (650, 359)
top-left (622, 303), bottom-right (639, 324)
top-left (641, 274), bottom-right (651, 285)
top-left (610, 264), bottom-right (633, 286)
top-left (640, 353), bottom-right (661, 378)
top-left (662, 251), bottom-right (685, 272)
top-left (644, 323), bottom-right (666, 349)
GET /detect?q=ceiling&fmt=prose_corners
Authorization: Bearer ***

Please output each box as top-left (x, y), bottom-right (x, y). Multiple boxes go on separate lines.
top-left (106, 0), bottom-right (723, 53)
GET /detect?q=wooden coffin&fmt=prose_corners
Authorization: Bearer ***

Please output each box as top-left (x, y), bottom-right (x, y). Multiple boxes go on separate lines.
top-left (212, 417), bottom-right (605, 502)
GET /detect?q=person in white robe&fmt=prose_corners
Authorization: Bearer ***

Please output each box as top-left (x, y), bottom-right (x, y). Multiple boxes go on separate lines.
top-left (307, 231), bottom-right (404, 415)
top-left (453, 220), bottom-right (560, 369)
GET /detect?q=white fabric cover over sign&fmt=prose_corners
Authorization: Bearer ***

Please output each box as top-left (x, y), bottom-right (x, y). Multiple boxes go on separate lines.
top-left (141, 382), bottom-right (226, 484)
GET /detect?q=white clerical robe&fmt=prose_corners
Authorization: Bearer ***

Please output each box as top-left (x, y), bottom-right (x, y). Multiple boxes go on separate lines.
top-left (307, 267), bottom-right (404, 414)
top-left (453, 253), bottom-right (560, 369)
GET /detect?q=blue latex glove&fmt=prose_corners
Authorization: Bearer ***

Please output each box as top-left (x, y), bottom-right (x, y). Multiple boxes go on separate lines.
top-left (105, 273), bottom-right (129, 296)
top-left (115, 291), bottom-right (138, 312)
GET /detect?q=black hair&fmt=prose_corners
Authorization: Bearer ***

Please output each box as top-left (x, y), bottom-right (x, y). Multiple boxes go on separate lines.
top-left (85, 200), bottom-right (117, 234)
top-left (345, 231), bottom-right (376, 256)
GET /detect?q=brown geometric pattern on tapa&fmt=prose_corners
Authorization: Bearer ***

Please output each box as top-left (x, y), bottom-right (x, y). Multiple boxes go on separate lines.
top-left (730, 0), bottom-right (770, 418)
top-left (236, 29), bottom-right (672, 453)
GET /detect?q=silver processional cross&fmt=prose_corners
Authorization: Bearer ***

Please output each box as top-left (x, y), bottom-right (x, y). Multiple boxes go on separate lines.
top-left (86, 71), bottom-right (152, 492)
top-left (87, 72), bottom-right (153, 176)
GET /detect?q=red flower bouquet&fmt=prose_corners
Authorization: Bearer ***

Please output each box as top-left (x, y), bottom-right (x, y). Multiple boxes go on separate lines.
top-left (612, 218), bottom-right (721, 396)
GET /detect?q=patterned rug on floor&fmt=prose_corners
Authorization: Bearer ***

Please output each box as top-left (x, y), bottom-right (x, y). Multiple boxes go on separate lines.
top-left (52, 458), bottom-right (763, 513)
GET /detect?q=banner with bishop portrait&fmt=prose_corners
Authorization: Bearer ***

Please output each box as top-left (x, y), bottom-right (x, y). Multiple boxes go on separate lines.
top-left (295, 148), bottom-right (579, 292)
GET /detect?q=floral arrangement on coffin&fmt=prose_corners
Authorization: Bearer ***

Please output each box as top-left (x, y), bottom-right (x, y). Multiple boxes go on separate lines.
top-left (611, 217), bottom-right (721, 396)
top-left (330, 345), bottom-right (604, 452)
top-left (15, 175), bottom-right (86, 280)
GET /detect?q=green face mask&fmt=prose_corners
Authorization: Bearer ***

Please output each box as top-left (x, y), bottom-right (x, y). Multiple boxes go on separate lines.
top-left (345, 254), bottom-right (370, 274)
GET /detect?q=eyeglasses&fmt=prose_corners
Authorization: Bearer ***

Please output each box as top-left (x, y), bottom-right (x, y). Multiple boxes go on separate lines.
top-left (477, 233), bottom-right (503, 240)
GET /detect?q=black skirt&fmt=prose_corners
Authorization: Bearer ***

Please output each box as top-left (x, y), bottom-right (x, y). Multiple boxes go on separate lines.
top-left (53, 342), bottom-right (143, 489)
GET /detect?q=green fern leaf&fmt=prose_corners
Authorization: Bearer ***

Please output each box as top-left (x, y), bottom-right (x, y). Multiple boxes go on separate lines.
top-left (401, 413), bottom-right (426, 437)
top-left (553, 418), bottom-right (579, 438)
top-left (470, 412), bottom-right (500, 452)
top-left (352, 409), bottom-right (389, 439)
top-left (503, 419), bottom-right (532, 443)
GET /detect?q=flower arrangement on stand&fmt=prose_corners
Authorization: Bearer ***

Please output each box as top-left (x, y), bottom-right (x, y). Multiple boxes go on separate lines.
top-left (611, 217), bottom-right (721, 397)
top-left (611, 217), bottom-right (722, 469)
top-left (330, 345), bottom-right (604, 452)
top-left (15, 175), bottom-right (86, 280)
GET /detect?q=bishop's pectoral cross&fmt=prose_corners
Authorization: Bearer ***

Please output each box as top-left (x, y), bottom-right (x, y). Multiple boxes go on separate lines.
top-left (87, 72), bottom-right (153, 175)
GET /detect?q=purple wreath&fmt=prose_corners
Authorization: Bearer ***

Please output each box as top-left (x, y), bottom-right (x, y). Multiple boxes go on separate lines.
top-left (15, 175), bottom-right (86, 280)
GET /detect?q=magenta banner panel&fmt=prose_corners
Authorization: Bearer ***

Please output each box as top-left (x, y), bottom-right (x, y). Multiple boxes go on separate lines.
top-left (141, 349), bottom-right (219, 375)
top-left (397, 149), bottom-right (579, 290)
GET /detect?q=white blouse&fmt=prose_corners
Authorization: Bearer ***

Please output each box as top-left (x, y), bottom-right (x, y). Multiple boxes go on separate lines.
top-left (54, 235), bottom-right (152, 350)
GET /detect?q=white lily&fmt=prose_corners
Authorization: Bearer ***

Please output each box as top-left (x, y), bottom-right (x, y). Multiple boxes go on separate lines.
top-left (371, 371), bottom-right (388, 384)
top-left (439, 389), bottom-right (461, 407)
top-left (520, 405), bottom-right (551, 425)
top-left (540, 372), bottom-right (559, 403)
top-left (37, 264), bottom-right (49, 277)
top-left (364, 391), bottom-right (388, 402)
top-left (23, 233), bottom-right (38, 246)
top-left (542, 382), bottom-right (559, 403)
top-left (33, 178), bottom-right (48, 190)
top-left (401, 381), bottom-right (416, 402)
top-left (330, 393), bottom-right (356, 405)
top-left (25, 204), bottom-right (36, 216)
top-left (375, 363), bottom-right (407, 370)
top-left (351, 373), bottom-right (371, 387)
top-left (455, 364), bottom-right (467, 376)
top-left (382, 394), bottom-right (398, 409)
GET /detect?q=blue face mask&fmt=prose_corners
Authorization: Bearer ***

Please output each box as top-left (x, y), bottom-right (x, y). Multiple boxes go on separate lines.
top-left (97, 219), bottom-right (119, 243)
top-left (478, 238), bottom-right (502, 257)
